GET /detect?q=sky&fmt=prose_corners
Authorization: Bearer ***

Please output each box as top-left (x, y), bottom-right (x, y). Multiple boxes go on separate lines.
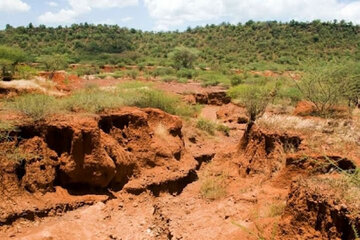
top-left (1, 0), bottom-right (360, 31)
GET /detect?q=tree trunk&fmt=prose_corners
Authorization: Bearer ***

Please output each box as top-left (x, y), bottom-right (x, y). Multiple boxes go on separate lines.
top-left (239, 120), bottom-right (254, 150)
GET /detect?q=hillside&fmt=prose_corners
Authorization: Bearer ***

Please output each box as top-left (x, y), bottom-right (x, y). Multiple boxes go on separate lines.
top-left (1, 20), bottom-right (360, 70)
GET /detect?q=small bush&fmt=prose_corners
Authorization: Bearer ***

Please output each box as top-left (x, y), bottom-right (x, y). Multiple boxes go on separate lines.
top-left (72, 65), bottom-right (99, 76)
top-left (177, 78), bottom-right (189, 84)
top-left (137, 63), bottom-right (145, 71)
top-left (6, 94), bottom-right (59, 120)
top-left (196, 119), bottom-right (230, 135)
top-left (170, 46), bottom-right (199, 69)
top-left (16, 65), bottom-right (37, 79)
top-left (63, 89), bottom-right (124, 113)
top-left (230, 75), bottom-right (243, 86)
top-left (112, 71), bottom-right (125, 79)
top-left (197, 72), bottom-right (230, 87)
top-left (125, 69), bottom-right (139, 79)
top-left (117, 82), bottom-right (199, 117)
top-left (196, 119), bottom-right (216, 135)
top-left (277, 86), bottom-right (302, 103)
top-left (216, 124), bottom-right (230, 136)
top-left (151, 67), bottom-right (175, 77)
top-left (198, 63), bottom-right (207, 70)
top-left (176, 68), bottom-right (197, 79)
top-left (0, 120), bottom-right (16, 142)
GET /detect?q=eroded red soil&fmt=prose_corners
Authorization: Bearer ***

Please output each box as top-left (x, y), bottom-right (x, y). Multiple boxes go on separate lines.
top-left (0, 74), bottom-right (359, 240)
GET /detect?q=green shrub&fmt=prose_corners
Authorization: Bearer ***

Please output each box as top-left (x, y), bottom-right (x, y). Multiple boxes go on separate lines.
top-left (0, 120), bottom-right (16, 142)
top-left (63, 88), bottom-right (124, 113)
top-left (116, 62), bottom-right (125, 68)
top-left (15, 65), bottom-right (37, 79)
top-left (6, 94), bottom-right (59, 120)
top-left (277, 86), bottom-right (302, 103)
top-left (151, 67), bottom-right (175, 77)
top-left (125, 69), bottom-right (139, 79)
top-left (296, 61), bottom-right (360, 116)
top-left (196, 119), bottom-right (216, 135)
top-left (228, 84), bottom-right (272, 121)
top-left (197, 72), bottom-right (230, 87)
top-left (72, 65), bottom-right (99, 76)
top-left (230, 75), bottom-right (243, 86)
top-left (169, 46), bottom-right (199, 69)
top-left (177, 78), bottom-right (189, 84)
top-left (117, 82), bottom-right (199, 117)
top-left (137, 63), bottom-right (145, 71)
top-left (177, 68), bottom-right (197, 79)
top-left (112, 71), bottom-right (125, 79)
top-left (198, 63), bottom-right (207, 70)
top-left (216, 124), bottom-right (230, 136)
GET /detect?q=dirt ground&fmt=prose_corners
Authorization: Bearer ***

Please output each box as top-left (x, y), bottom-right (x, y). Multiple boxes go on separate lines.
top-left (0, 72), bottom-right (359, 240)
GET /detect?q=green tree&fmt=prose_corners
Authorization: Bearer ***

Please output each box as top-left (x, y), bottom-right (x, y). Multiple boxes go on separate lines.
top-left (233, 85), bottom-right (276, 149)
top-left (37, 54), bottom-right (69, 79)
top-left (295, 61), bottom-right (360, 116)
top-left (169, 46), bottom-right (198, 69)
top-left (0, 45), bottom-right (26, 81)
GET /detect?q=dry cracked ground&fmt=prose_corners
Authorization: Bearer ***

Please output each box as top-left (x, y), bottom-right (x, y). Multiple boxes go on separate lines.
top-left (0, 73), bottom-right (359, 240)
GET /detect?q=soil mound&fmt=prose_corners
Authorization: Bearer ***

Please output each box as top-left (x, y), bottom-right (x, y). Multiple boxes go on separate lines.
top-left (280, 177), bottom-right (360, 239)
top-left (237, 125), bottom-right (302, 176)
top-left (0, 107), bottom-right (197, 224)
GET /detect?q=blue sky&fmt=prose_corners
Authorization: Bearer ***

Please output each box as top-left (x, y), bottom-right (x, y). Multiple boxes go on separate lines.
top-left (1, 0), bottom-right (360, 31)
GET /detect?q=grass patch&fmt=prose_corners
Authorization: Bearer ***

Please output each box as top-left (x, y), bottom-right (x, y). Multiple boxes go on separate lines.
top-left (196, 119), bottom-right (216, 135)
top-left (161, 75), bottom-right (179, 83)
top-left (4, 81), bottom-right (200, 120)
top-left (200, 172), bottom-right (227, 200)
top-left (267, 202), bottom-right (286, 217)
top-left (63, 88), bottom-right (124, 113)
top-left (0, 120), bottom-right (17, 142)
top-left (196, 118), bottom-right (230, 136)
top-left (119, 87), bottom-right (199, 117)
top-left (5, 94), bottom-right (59, 120)
top-left (197, 71), bottom-right (230, 87)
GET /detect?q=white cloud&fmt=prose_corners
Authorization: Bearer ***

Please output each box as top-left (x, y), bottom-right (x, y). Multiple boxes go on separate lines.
top-left (0, 0), bottom-right (30, 12)
top-left (144, 0), bottom-right (360, 30)
top-left (121, 17), bottom-right (133, 22)
top-left (39, 9), bottom-right (78, 24)
top-left (46, 1), bottom-right (59, 7)
top-left (38, 0), bottom-right (138, 24)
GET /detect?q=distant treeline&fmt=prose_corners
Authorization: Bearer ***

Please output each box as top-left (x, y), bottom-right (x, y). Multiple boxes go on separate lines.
top-left (0, 20), bottom-right (359, 69)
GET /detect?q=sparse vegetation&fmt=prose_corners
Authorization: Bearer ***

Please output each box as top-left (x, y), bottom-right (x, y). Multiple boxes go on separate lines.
top-left (200, 171), bottom-right (227, 200)
top-left (3, 82), bottom-right (200, 119)
top-left (267, 202), bottom-right (286, 217)
top-left (37, 54), bottom-right (69, 79)
top-left (6, 94), bottom-right (59, 120)
top-left (0, 120), bottom-right (16, 142)
top-left (294, 61), bottom-right (360, 116)
top-left (196, 119), bottom-right (230, 136)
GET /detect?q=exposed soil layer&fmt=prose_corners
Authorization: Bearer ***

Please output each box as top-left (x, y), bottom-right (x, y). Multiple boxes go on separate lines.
top-left (280, 177), bottom-right (360, 240)
top-left (1, 76), bottom-right (359, 239)
top-left (0, 107), bottom-right (198, 226)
